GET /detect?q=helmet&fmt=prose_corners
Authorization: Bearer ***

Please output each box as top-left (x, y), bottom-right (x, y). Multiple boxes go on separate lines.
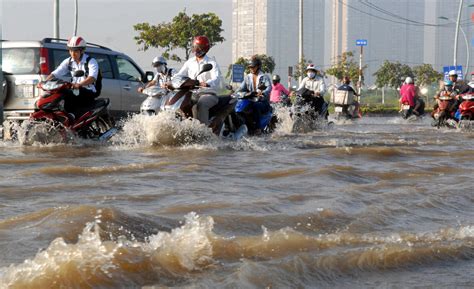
top-left (67, 36), bottom-right (86, 50)
top-left (405, 77), bottom-right (413, 84)
top-left (152, 56), bottom-right (167, 67)
top-left (272, 74), bottom-right (281, 81)
top-left (444, 80), bottom-right (454, 86)
top-left (248, 57), bottom-right (262, 68)
top-left (448, 70), bottom-right (458, 77)
top-left (192, 36), bottom-right (210, 57)
top-left (306, 64), bottom-right (318, 72)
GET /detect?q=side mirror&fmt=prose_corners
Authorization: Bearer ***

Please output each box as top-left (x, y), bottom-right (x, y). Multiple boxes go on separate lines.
top-left (73, 70), bottom-right (85, 77)
top-left (145, 71), bottom-right (154, 82)
top-left (196, 64), bottom-right (213, 78)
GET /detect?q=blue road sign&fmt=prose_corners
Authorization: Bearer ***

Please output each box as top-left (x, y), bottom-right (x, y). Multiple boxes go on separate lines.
top-left (443, 65), bottom-right (463, 81)
top-left (356, 39), bottom-right (368, 46)
top-left (231, 64), bottom-right (245, 83)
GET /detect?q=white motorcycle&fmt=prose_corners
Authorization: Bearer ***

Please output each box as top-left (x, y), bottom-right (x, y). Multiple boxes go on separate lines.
top-left (139, 86), bottom-right (170, 116)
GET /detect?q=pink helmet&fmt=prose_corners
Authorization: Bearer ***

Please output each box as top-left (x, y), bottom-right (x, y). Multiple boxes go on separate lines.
top-left (67, 36), bottom-right (87, 50)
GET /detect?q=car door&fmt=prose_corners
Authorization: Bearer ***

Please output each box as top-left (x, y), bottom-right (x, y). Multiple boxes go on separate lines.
top-left (87, 53), bottom-right (122, 113)
top-left (116, 56), bottom-right (144, 113)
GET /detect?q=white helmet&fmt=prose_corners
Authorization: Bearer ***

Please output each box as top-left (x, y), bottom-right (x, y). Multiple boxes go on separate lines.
top-left (405, 77), bottom-right (413, 84)
top-left (67, 36), bottom-right (87, 49)
top-left (306, 64), bottom-right (318, 72)
top-left (448, 70), bottom-right (458, 77)
top-left (152, 56), bottom-right (167, 67)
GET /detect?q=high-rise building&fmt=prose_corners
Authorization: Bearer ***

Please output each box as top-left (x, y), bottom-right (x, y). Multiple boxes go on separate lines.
top-left (232, 0), bottom-right (326, 84)
top-left (232, 0), bottom-right (473, 85)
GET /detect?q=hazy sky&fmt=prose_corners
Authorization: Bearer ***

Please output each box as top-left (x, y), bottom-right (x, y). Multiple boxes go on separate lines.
top-left (2, 0), bottom-right (233, 73)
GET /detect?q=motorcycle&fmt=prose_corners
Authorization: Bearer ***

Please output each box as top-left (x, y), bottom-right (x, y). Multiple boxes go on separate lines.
top-left (139, 86), bottom-right (170, 116)
top-left (331, 88), bottom-right (360, 120)
top-left (289, 88), bottom-right (330, 132)
top-left (26, 70), bottom-right (116, 143)
top-left (162, 63), bottom-right (236, 135)
top-left (455, 93), bottom-right (474, 129)
top-left (431, 91), bottom-right (458, 128)
top-left (222, 91), bottom-right (276, 138)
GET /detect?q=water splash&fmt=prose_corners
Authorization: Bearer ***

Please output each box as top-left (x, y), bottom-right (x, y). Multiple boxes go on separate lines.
top-left (111, 112), bottom-right (217, 148)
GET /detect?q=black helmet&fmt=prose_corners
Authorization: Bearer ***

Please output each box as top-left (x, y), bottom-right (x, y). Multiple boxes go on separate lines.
top-left (248, 57), bottom-right (262, 68)
top-left (272, 74), bottom-right (280, 82)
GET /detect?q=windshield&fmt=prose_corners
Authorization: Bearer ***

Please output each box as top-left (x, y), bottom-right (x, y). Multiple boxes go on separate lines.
top-left (2, 48), bottom-right (39, 74)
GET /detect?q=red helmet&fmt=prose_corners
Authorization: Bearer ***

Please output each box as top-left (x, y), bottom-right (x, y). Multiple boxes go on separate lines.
top-left (67, 36), bottom-right (86, 50)
top-left (192, 36), bottom-right (210, 57)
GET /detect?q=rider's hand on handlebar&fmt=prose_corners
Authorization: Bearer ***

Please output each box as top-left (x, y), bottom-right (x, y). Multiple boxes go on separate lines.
top-left (199, 81), bottom-right (209, 87)
top-left (138, 87), bottom-right (144, 93)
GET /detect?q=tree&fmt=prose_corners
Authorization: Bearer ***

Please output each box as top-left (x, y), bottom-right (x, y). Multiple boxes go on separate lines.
top-left (373, 60), bottom-right (413, 89)
top-left (326, 51), bottom-right (366, 84)
top-left (133, 11), bottom-right (225, 62)
top-left (412, 64), bottom-right (443, 87)
top-left (227, 54), bottom-right (276, 78)
top-left (292, 57), bottom-right (313, 80)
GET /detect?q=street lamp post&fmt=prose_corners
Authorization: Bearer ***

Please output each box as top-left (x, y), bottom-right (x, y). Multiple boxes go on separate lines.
top-left (454, 0), bottom-right (464, 67)
top-left (439, 15), bottom-right (470, 76)
top-left (73, 0), bottom-right (78, 36)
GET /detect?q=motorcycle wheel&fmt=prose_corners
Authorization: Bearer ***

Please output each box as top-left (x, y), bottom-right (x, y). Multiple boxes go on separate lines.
top-left (81, 115), bottom-right (115, 139)
top-left (22, 119), bottom-right (67, 145)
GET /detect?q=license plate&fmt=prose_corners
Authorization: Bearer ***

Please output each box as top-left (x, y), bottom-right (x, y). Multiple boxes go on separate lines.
top-left (19, 85), bottom-right (34, 98)
top-left (335, 106), bottom-right (343, 112)
top-left (402, 105), bottom-right (410, 110)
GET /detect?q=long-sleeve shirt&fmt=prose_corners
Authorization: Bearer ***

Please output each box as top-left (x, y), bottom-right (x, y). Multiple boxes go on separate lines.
top-left (237, 71), bottom-right (272, 101)
top-left (270, 83), bottom-right (290, 103)
top-left (297, 76), bottom-right (326, 96)
top-left (173, 55), bottom-right (223, 91)
top-left (400, 83), bottom-right (416, 107)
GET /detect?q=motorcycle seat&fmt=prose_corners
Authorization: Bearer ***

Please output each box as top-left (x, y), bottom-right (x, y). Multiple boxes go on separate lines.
top-left (209, 95), bottom-right (233, 116)
top-left (93, 98), bottom-right (110, 108)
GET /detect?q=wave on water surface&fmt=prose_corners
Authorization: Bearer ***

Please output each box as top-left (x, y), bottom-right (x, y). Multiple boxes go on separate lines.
top-left (1, 209), bottom-right (473, 288)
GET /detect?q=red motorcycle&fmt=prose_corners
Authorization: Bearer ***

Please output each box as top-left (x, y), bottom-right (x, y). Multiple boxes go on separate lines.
top-left (457, 93), bottom-right (474, 120)
top-left (431, 91), bottom-right (457, 128)
top-left (27, 70), bottom-right (115, 143)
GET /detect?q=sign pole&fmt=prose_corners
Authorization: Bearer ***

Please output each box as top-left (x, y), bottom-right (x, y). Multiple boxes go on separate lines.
top-left (358, 45), bottom-right (363, 96)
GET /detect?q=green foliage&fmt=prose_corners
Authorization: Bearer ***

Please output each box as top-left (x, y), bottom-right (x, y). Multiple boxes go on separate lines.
top-left (373, 60), bottom-right (413, 89)
top-left (412, 64), bottom-right (443, 87)
top-left (326, 51), bottom-right (366, 84)
top-left (292, 57), bottom-right (313, 80)
top-left (227, 54), bottom-right (276, 78)
top-left (133, 11), bottom-right (225, 62)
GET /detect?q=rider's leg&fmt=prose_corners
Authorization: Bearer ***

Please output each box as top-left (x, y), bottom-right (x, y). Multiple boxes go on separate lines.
top-left (193, 94), bottom-right (219, 125)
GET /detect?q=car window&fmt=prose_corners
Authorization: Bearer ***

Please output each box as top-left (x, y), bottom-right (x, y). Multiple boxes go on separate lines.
top-left (51, 49), bottom-right (70, 69)
top-left (116, 57), bottom-right (142, 82)
top-left (2, 48), bottom-right (39, 74)
top-left (88, 53), bottom-right (114, 79)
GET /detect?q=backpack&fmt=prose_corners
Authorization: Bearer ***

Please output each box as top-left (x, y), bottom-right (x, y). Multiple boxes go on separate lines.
top-left (68, 56), bottom-right (102, 97)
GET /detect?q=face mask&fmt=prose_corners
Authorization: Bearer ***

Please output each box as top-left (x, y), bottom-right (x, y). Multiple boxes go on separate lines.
top-left (155, 65), bottom-right (165, 74)
top-left (307, 72), bottom-right (316, 79)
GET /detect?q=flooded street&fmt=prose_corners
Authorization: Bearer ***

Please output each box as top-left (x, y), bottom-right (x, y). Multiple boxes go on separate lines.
top-left (0, 116), bottom-right (473, 288)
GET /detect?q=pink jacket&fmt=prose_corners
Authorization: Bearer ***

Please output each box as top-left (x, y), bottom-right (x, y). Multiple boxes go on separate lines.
top-left (270, 83), bottom-right (290, 103)
top-left (400, 84), bottom-right (416, 107)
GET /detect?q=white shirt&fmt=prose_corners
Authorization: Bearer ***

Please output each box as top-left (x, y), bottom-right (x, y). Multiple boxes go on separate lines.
top-left (52, 53), bottom-right (99, 93)
top-left (153, 68), bottom-right (175, 87)
top-left (173, 55), bottom-right (223, 91)
top-left (297, 76), bottom-right (326, 96)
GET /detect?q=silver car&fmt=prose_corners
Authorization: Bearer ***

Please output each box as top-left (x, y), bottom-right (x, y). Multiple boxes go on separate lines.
top-left (1, 38), bottom-right (153, 122)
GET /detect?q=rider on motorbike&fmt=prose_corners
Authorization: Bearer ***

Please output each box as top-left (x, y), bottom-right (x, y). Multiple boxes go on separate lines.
top-left (171, 35), bottom-right (224, 125)
top-left (294, 64), bottom-right (328, 118)
top-left (236, 56), bottom-right (272, 134)
top-left (399, 77), bottom-right (418, 114)
top-left (270, 74), bottom-right (290, 104)
top-left (45, 36), bottom-right (100, 118)
top-left (336, 76), bottom-right (360, 117)
top-left (138, 56), bottom-right (174, 92)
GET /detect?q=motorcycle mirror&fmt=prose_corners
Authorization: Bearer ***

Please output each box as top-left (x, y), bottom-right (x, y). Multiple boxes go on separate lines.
top-left (196, 64), bottom-right (213, 78)
top-left (145, 71), bottom-right (154, 82)
top-left (73, 70), bottom-right (85, 77)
